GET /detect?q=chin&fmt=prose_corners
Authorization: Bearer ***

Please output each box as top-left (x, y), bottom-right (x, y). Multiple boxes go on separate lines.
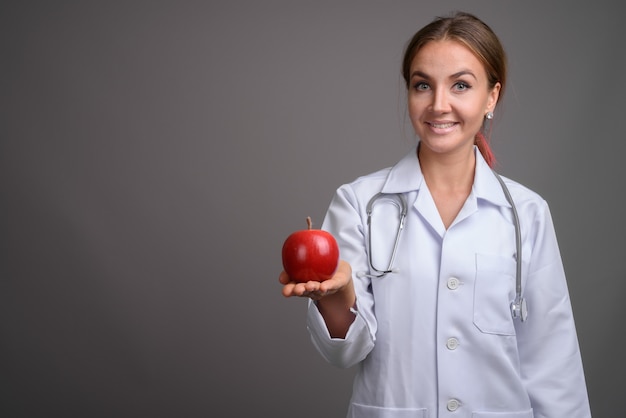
top-left (418, 137), bottom-right (474, 156)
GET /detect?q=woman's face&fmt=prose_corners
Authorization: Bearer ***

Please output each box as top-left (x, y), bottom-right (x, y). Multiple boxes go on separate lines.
top-left (408, 40), bottom-right (500, 160)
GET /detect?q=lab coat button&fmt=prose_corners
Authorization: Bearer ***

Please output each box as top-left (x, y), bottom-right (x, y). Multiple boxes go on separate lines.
top-left (447, 277), bottom-right (460, 290)
top-left (447, 399), bottom-right (460, 411)
top-left (446, 337), bottom-right (459, 350)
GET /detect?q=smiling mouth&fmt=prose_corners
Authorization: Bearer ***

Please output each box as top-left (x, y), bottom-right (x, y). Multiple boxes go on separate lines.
top-left (428, 122), bottom-right (456, 129)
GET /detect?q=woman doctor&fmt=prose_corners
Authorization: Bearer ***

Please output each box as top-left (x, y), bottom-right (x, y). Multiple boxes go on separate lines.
top-left (279, 12), bottom-right (591, 418)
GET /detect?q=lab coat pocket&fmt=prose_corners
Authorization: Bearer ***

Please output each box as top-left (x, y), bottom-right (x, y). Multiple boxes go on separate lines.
top-left (349, 403), bottom-right (427, 418)
top-left (472, 409), bottom-right (533, 417)
top-left (473, 254), bottom-right (517, 336)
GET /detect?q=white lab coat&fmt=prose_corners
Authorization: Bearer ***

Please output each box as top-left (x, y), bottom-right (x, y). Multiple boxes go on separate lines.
top-left (307, 146), bottom-right (591, 418)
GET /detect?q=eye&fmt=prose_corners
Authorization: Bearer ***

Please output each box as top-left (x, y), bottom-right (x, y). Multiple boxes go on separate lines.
top-left (453, 81), bottom-right (471, 91)
top-left (412, 81), bottom-right (429, 91)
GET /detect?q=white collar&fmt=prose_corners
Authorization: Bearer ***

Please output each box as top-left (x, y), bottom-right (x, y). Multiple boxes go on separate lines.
top-left (380, 144), bottom-right (512, 208)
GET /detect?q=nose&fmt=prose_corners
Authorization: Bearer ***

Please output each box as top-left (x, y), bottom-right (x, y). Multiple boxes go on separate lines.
top-left (431, 88), bottom-right (450, 113)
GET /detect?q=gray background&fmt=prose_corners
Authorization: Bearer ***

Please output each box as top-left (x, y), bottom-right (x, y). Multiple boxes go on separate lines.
top-left (1, 1), bottom-right (623, 417)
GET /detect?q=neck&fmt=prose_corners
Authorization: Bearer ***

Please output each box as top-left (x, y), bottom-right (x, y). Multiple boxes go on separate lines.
top-left (418, 144), bottom-right (476, 193)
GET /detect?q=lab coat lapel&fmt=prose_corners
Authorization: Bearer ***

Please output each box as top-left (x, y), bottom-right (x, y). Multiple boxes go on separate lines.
top-left (449, 190), bottom-right (478, 229)
top-left (473, 149), bottom-right (512, 209)
top-left (414, 184), bottom-right (447, 237)
top-left (379, 147), bottom-right (422, 194)
top-left (379, 147), bottom-right (447, 237)
top-left (378, 145), bottom-right (506, 236)
top-left (447, 148), bottom-right (509, 228)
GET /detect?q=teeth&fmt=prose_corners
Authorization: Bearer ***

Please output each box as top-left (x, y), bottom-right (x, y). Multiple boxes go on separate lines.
top-left (431, 122), bottom-right (455, 128)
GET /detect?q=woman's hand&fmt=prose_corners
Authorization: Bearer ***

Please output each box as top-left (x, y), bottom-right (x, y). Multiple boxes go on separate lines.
top-left (279, 260), bottom-right (356, 338)
top-left (279, 260), bottom-right (352, 301)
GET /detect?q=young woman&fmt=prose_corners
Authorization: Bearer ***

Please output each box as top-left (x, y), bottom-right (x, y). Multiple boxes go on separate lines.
top-left (280, 12), bottom-right (591, 417)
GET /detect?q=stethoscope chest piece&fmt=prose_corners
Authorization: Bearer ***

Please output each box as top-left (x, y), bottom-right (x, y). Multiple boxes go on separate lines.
top-left (511, 297), bottom-right (528, 322)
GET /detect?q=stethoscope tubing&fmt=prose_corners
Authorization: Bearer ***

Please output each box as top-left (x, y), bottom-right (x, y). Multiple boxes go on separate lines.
top-left (364, 170), bottom-right (527, 321)
top-left (365, 192), bottom-right (408, 277)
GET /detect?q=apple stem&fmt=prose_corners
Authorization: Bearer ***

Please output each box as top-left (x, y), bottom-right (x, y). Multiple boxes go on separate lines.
top-left (306, 216), bottom-right (312, 230)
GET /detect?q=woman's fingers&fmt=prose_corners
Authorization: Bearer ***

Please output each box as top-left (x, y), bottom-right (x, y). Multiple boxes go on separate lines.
top-left (278, 270), bottom-right (291, 285)
top-left (279, 260), bottom-right (353, 299)
top-left (280, 280), bottom-right (329, 299)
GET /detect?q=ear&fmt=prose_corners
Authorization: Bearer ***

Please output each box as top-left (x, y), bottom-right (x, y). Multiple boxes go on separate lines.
top-left (487, 82), bottom-right (501, 112)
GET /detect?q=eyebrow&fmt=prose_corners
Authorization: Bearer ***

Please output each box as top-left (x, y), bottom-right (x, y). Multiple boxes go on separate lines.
top-left (410, 69), bottom-right (478, 81)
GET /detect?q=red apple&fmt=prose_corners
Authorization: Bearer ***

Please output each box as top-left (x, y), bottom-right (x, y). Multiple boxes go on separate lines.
top-left (282, 217), bottom-right (339, 283)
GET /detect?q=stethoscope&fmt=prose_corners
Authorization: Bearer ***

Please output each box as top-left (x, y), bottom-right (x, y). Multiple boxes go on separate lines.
top-left (364, 170), bottom-right (527, 322)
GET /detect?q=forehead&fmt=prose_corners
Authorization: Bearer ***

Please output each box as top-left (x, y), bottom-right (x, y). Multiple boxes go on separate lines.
top-left (411, 39), bottom-right (486, 76)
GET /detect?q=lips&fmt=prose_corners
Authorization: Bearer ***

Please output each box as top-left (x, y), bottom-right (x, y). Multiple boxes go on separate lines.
top-left (428, 121), bottom-right (456, 129)
top-left (426, 121), bottom-right (458, 134)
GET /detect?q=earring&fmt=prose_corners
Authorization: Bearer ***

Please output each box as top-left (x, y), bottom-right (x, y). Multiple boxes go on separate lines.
top-left (485, 111), bottom-right (494, 120)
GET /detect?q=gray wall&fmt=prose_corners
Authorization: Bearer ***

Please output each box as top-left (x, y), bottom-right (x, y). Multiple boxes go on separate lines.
top-left (1, 1), bottom-right (623, 417)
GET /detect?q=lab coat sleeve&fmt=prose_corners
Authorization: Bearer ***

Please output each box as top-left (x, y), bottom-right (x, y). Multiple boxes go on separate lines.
top-left (306, 300), bottom-right (374, 369)
top-left (515, 200), bottom-right (591, 418)
top-left (306, 184), bottom-right (377, 369)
